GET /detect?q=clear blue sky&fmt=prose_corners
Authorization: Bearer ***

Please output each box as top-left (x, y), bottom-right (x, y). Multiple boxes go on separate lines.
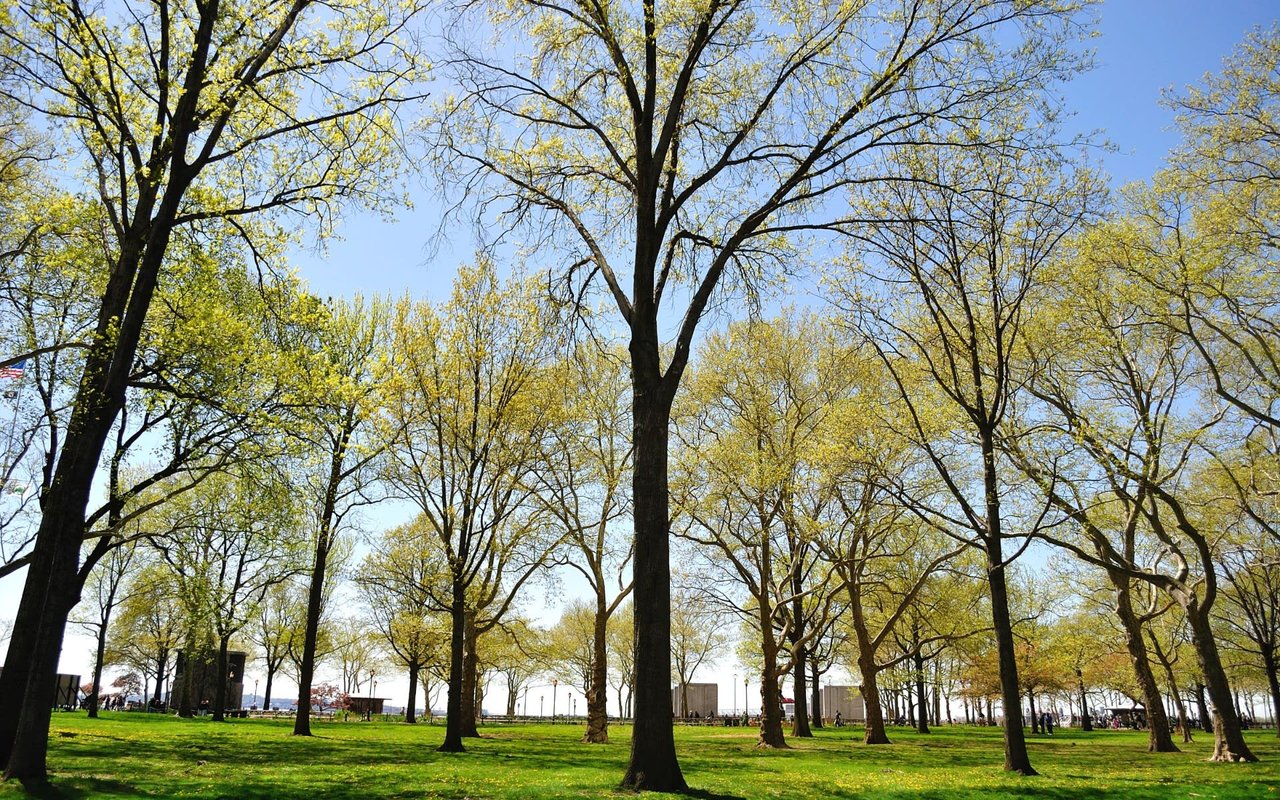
top-left (294, 0), bottom-right (1280, 304)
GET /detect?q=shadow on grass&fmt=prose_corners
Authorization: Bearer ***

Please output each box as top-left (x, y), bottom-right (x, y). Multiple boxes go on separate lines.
top-left (13, 776), bottom-right (138, 799)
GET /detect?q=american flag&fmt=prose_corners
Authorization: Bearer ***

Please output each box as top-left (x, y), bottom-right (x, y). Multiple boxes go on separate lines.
top-left (0, 359), bottom-right (25, 379)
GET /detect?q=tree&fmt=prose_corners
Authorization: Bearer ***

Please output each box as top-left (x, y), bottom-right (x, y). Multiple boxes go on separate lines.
top-left (670, 585), bottom-right (728, 724)
top-left (435, 0), bottom-right (1088, 788)
top-left (72, 538), bottom-right (137, 718)
top-left (380, 261), bottom-right (562, 751)
top-left (0, 0), bottom-right (427, 777)
top-left (151, 466), bottom-right (307, 722)
top-left (356, 524), bottom-right (450, 725)
top-left (105, 563), bottom-right (181, 708)
top-left (835, 118), bottom-right (1095, 773)
top-left (1008, 213), bottom-right (1257, 761)
top-left (535, 346), bottom-right (634, 743)
top-left (248, 580), bottom-right (308, 712)
top-left (290, 296), bottom-right (393, 737)
top-left (673, 314), bottom-right (846, 747)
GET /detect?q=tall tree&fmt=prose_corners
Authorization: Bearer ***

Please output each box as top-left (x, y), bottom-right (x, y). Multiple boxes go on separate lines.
top-left (435, 0), bottom-right (1088, 788)
top-left (535, 346), bottom-right (634, 742)
top-left (0, 0), bottom-right (428, 777)
top-left (835, 121), bottom-right (1095, 773)
top-left (380, 261), bottom-right (561, 752)
top-left (290, 296), bottom-right (393, 737)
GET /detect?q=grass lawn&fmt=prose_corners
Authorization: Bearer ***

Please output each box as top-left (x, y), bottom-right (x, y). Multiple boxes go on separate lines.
top-left (2, 713), bottom-right (1277, 799)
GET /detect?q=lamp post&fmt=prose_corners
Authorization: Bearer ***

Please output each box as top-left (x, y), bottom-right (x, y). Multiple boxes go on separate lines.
top-left (367, 670), bottom-right (376, 721)
top-left (254, 678), bottom-right (259, 710)
top-left (573, 696), bottom-right (577, 718)
top-left (522, 687), bottom-right (528, 717)
top-left (744, 676), bottom-right (749, 717)
top-left (539, 696), bottom-right (544, 719)
top-left (552, 679), bottom-right (558, 723)
top-left (372, 677), bottom-right (378, 720)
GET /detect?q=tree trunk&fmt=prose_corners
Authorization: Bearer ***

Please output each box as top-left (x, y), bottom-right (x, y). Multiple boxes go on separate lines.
top-left (292, 528), bottom-right (333, 736)
top-left (263, 668), bottom-right (275, 711)
top-left (980, 430), bottom-right (1036, 775)
top-left (1028, 689), bottom-right (1038, 734)
top-left (915, 652), bottom-right (930, 734)
top-left (1185, 602), bottom-right (1257, 761)
top-left (1263, 649), bottom-right (1280, 738)
top-left (212, 638), bottom-right (231, 723)
top-left (986, 546), bottom-right (1035, 773)
top-left (810, 659), bottom-right (823, 729)
top-left (406, 661), bottom-right (419, 724)
top-left (757, 668), bottom-right (788, 748)
top-left (1111, 572), bottom-right (1178, 751)
top-left (1194, 682), bottom-right (1213, 733)
top-left (584, 602), bottom-right (609, 742)
top-left (791, 644), bottom-right (811, 737)
top-left (439, 583), bottom-right (467, 752)
top-left (619, 367), bottom-right (686, 791)
top-left (460, 611), bottom-right (480, 737)
top-left (849, 576), bottom-right (890, 744)
top-left (1145, 628), bottom-right (1191, 743)
top-left (88, 621), bottom-right (109, 719)
top-left (1077, 669), bottom-right (1092, 731)
top-left (789, 575), bottom-right (811, 737)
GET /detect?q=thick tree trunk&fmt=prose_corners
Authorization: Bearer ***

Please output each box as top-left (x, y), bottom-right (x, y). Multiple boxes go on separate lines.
top-left (980, 430), bottom-right (1035, 775)
top-left (584, 603), bottom-right (609, 742)
top-left (212, 638), bottom-right (231, 723)
top-left (460, 612), bottom-right (480, 737)
top-left (859, 662), bottom-right (890, 744)
top-left (1028, 689), bottom-right (1038, 734)
top-left (439, 585), bottom-right (467, 752)
top-left (791, 645), bottom-right (811, 737)
top-left (915, 652), bottom-right (930, 734)
top-left (406, 661), bottom-right (419, 724)
top-left (1185, 603), bottom-right (1257, 762)
top-left (1111, 573), bottom-right (1178, 752)
top-left (757, 668), bottom-right (788, 748)
top-left (619, 368), bottom-right (686, 791)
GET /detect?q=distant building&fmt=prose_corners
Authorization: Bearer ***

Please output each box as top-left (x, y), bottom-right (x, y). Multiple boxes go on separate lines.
top-left (821, 685), bottom-right (866, 722)
top-left (346, 696), bottom-right (387, 716)
top-left (672, 683), bottom-right (718, 718)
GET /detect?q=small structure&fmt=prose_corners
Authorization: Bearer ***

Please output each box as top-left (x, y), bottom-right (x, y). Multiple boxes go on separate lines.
top-left (346, 696), bottom-right (387, 717)
top-left (672, 683), bottom-right (718, 718)
top-left (172, 650), bottom-right (246, 712)
top-left (821, 685), bottom-right (866, 723)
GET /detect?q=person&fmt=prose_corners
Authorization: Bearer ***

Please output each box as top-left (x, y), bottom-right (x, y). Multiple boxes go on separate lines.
top-left (834, 710), bottom-right (843, 727)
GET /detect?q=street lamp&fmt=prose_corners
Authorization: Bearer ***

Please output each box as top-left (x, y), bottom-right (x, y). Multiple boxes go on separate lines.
top-left (522, 686), bottom-right (528, 717)
top-left (539, 695), bottom-right (544, 719)
top-left (552, 678), bottom-right (558, 723)
top-left (744, 676), bottom-right (749, 717)
top-left (572, 696), bottom-right (577, 718)
top-left (254, 678), bottom-right (259, 710)
top-left (367, 670), bottom-right (376, 721)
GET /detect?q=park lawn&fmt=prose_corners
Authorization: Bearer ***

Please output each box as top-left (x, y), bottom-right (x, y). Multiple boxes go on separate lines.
top-left (0, 714), bottom-right (1277, 799)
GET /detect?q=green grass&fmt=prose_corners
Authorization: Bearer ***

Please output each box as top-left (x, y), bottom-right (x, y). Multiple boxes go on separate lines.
top-left (3, 713), bottom-right (1278, 799)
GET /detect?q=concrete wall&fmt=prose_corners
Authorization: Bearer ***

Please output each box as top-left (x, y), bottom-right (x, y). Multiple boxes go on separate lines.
top-left (672, 683), bottom-right (719, 718)
top-left (821, 685), bottom-right (866, 722)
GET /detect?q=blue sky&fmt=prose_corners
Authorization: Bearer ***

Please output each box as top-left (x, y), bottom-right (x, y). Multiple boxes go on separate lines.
top-left (293, 0), bottom-right (1280, 305)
